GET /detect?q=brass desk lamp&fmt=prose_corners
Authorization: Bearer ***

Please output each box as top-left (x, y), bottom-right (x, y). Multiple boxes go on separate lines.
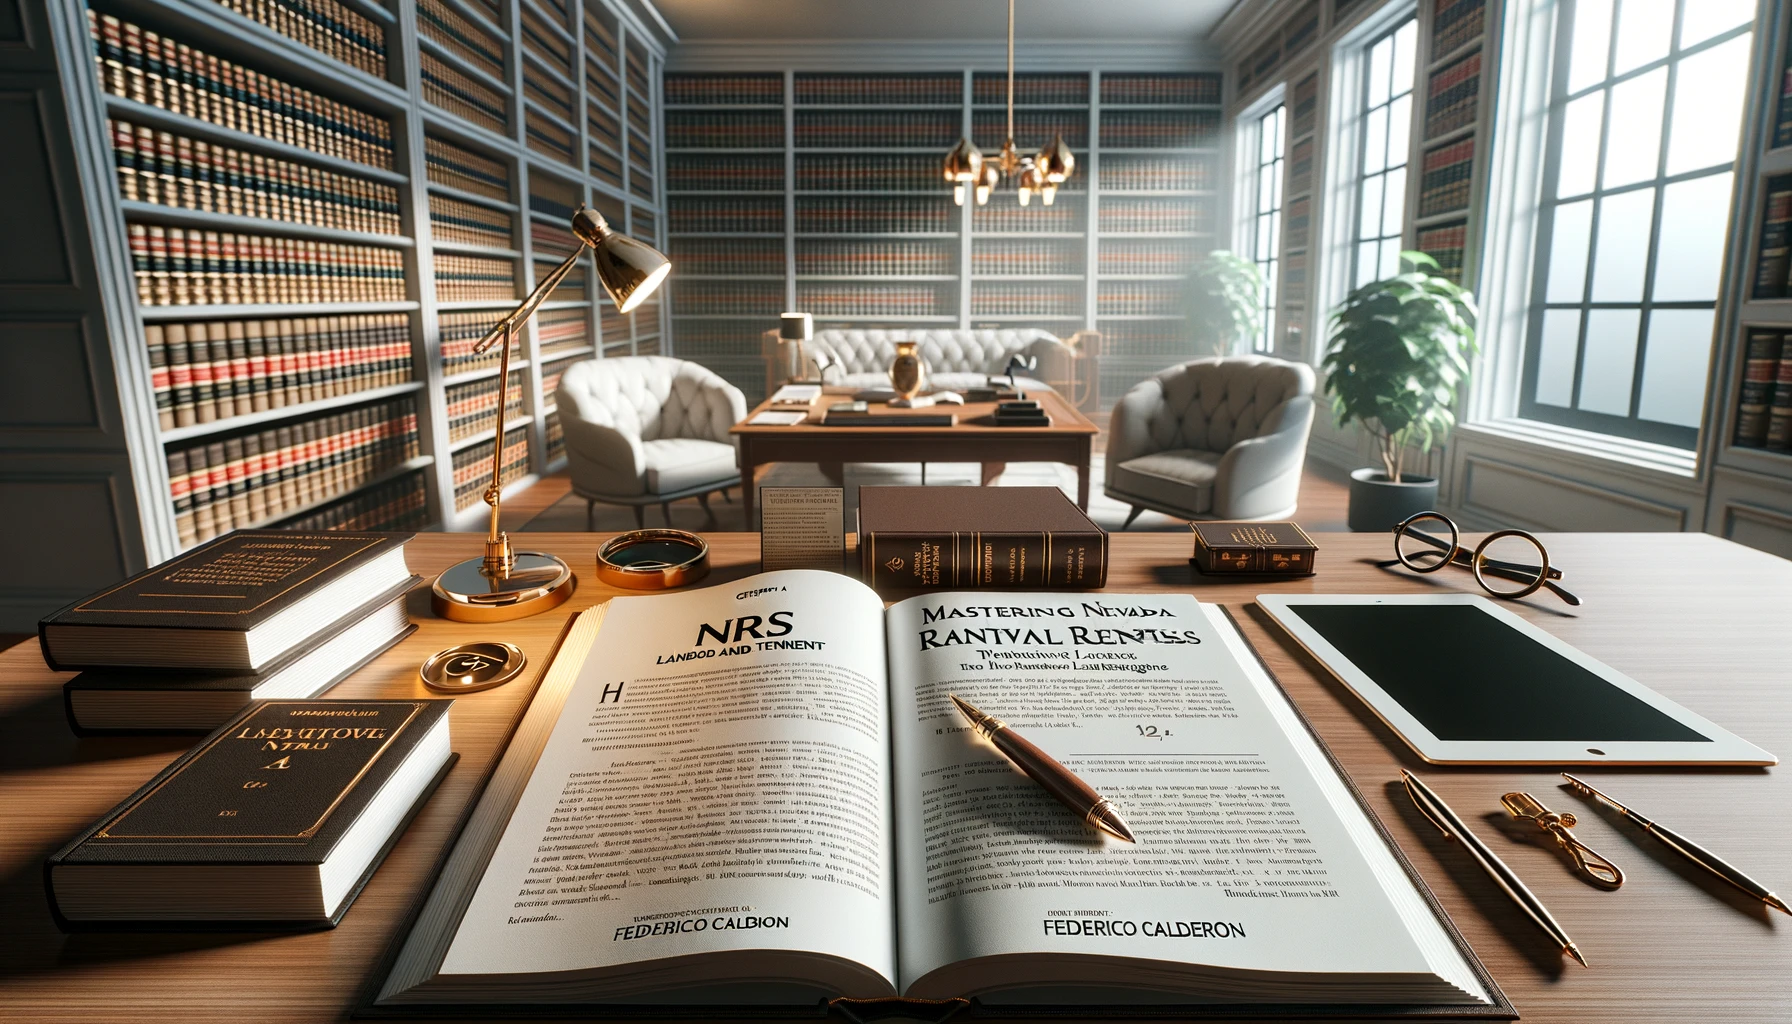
top-left (432, 205), bottom-right (671, 622)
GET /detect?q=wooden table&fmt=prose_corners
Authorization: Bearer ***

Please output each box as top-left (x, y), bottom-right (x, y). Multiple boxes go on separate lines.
top-left (1, 531), bottom-right (1788, 1023)
top-left (730, 390), bottom-right (1099, 525)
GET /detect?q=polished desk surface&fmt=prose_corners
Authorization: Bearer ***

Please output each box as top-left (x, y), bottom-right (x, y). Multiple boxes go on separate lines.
top-left (0, 531), bottom-right (1787, 1023)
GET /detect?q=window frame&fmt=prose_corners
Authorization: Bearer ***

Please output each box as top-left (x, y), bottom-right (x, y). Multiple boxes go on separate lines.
top-left (1235, 96), bottom-right (1288, 353)
top-left (1348, 18), bottom-right (1421, 290)
top-left (1515, 0), bottom-right (1754, 449)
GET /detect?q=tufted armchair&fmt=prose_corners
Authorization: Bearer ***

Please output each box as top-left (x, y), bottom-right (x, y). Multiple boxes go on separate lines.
top-left (762, 328), bottom-right (1092, 399)
top-left (555, 356), bottom-right (747, 528)
top-left (1105, 356), bottom-right (1315, 526)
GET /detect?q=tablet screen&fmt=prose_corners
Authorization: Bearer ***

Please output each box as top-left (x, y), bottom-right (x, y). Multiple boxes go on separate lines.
top-left (1283, 603), bottom-right (1712, 743)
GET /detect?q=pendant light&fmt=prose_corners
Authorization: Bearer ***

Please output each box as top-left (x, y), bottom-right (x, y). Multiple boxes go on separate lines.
top-left (940, 0), bottom-right (1076, 207)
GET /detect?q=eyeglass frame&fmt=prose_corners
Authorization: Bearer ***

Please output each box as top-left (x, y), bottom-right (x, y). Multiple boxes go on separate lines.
top-left (1378, 511), bottom-right (1582, 606)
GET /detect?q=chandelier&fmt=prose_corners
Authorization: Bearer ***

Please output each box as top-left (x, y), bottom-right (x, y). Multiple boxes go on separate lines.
top-left (942, 0), bottom-right (1076, 207)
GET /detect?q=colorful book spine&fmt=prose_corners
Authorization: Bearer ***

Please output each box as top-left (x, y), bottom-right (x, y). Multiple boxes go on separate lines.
top-left (1757, 183), bottom-right (1792, 299)
top-left (971, 282), bottom-right (1081, 317)
top-left (154, 314), bottom-right (411, 429)
top-left (1736, 329), bottom-right (1783, 446)
top-left (1776, 57), bottom-right (1792, 149)
top-left (666, 111), bottom-right (784, 149)
top-left (420, 52), bottom-right (508, 133)
top-left (1417, 222), bottom-right (1468, 282)
top-left (434, 254), bottom-right (517, 303)
top-left (664, 73), bottom-right (783, 106)
top-left (430, 195), bottom-right (514, 249)
top-left (1432, 0), bottom-right (1487, 59)
top-left (1289, 73), bottom-right (1318, 139)
top-left (452, 425), bottom-right (530, 510)
top-left (1767, 338), bottom-right (1792, 449)
top-left (425, 136), bottom-right (511, 200)
top-left (1418, 138), bottom-right (1475, 217)
top-left (445, 371), bottom-right (524, 441)
top-left (796, 74), bottom-right (963, 106)
top-left (163, 395), bottom-right (419, 548)
top-left (1425, 51), bottom-right (1481, 139)
top-left (1098, 111), bottom-right (1220, 149)
top-left (972, 72), bottom-right (1095, 106)
top-left (283, 468), bottom-right (430, 532)
top-left (128, 222), bottom-right (405, 306)
top-left (87, 12), bottom-right (393, 170)
top-left (417, 0), bottom-right (504, 79)
top-left (1096, 282), bottom-right (1182, 316)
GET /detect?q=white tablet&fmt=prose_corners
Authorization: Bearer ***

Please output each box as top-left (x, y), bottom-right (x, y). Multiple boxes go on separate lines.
top-left (1255, 593), bottom-right (1776, 766)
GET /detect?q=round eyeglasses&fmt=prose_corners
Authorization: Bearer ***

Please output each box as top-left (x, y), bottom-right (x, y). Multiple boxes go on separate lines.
top-left (1379, 511), bottom-right (1581, 606)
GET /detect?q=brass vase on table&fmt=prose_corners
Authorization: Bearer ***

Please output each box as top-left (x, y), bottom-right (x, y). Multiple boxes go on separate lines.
top-left (888, 340), bottom-right (928, 406)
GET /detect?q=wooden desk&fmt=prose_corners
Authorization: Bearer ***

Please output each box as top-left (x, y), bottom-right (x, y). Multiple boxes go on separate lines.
top-left (0, 532), bottom-right (1788, 1022)
top-left (730, 390), bottom-right (1099, 524)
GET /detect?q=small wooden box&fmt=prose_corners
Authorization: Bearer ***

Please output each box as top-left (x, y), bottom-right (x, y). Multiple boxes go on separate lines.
top-left (1189, 521), bottom-right (1318, 576)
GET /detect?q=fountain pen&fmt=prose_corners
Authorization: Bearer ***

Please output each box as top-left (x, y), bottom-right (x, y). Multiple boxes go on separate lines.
top-left (950, 694), bottom-right (1135, 843)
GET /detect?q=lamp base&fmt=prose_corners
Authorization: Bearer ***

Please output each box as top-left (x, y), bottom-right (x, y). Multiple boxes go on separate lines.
top-left (431, 551), bottom-right (576, 622)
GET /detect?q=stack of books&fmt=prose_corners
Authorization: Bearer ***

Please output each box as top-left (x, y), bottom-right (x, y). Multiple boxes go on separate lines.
top-left (41, 531), bottom-right (421, 733)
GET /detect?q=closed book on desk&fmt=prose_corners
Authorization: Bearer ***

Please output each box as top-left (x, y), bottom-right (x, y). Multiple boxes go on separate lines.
top-left (39, 530), bottom-right (414, 672)
top-left (1191, 521), bottom-right (1318, 575)
top-left (374, 573), bottom-right (1509, 1016)
top-left (859, 485), bottom-right (1107, 590)
top-left (47, 699), bottom-right (453, 928)
top-left (63, 576), bottom-right (421, 733)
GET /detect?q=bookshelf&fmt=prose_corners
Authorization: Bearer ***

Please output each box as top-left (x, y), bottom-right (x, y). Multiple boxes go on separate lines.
top-left (1408, 0), bottom-right (1493, 287)
top-left (52, 0), bottom-right (668, 557)
top-left (664, 69), bottom-right (1222, 406)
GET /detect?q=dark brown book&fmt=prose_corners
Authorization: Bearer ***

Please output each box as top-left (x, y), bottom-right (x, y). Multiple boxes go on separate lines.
top-left (39, 530), bottom-right (414, 671)
top-left (858, 485), bottom-right (1107, 590)
top-left (1190, 521), bottom-right (1318, 575)
top-left (46, 699), bottom-right (453, 928)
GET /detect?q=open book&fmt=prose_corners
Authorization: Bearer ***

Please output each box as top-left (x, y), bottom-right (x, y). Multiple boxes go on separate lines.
top-left (378, 571), bottom-right (1506, 1014)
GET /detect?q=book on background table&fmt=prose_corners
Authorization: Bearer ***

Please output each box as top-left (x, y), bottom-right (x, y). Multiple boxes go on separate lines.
top-left (62, 577), bottom-right (421, 733)
top-left (748, 410), bottom-right (809, 426)
top-left (38, 530), bottom-right (415, 672)
top-left (859, 485), bottom-right (1106, 590)
top-left (47, 699), bottom-right (454, 929)
top-left (768, 384), bottom-right (824, 407)
top-left (375, 571), bottom-right (1509, 1016)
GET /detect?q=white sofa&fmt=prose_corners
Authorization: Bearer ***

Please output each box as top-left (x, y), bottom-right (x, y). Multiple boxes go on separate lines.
top-left (1104, 356), bottom-right (1316, 525)
top-left (762, 327), bottom-right (1094, 400)
top-left (555, 356), bottom-right (746, 527)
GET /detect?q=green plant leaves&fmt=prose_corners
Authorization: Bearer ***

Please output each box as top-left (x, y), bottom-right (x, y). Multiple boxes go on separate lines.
top-left (1186, 250), bottom-right (1264, 356)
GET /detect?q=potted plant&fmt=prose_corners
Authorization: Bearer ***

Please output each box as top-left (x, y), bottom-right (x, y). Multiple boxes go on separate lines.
top-left (1320, 251), bottom-right (1478, 532)
top-left (1186, 251), bottom-right (1264, 356)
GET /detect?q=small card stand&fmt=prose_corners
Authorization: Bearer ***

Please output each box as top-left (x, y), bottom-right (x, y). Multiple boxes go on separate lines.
top-left (760, 487), bottom-right (845, 573)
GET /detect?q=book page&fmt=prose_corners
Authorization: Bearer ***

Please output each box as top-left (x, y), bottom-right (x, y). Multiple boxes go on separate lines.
top-left (437, 570), bottom-right (897, 994)
top-left (884, 592), bottom-right (1480, 1000)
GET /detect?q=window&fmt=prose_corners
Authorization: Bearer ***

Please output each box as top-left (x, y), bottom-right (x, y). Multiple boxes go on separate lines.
top-left (1520, 0), bottom-right (1753, 448)
top-left (1350, 19), bottom-right (1417, 289)
top-left (1249, 104), bottom-right (1287, 352)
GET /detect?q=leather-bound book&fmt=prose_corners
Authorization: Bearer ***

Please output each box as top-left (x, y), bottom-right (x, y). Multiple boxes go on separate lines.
top-left (39, 530), bottom-right (414, 672)
top-left (1189, 521), bottom-right (1318, 575)
top-left (46, 699), bottom-right (454, 928)
top-left (858, 485), bottom-right (1107, 590)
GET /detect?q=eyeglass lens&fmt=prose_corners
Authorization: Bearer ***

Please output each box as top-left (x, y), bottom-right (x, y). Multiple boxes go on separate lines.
top-left (1395, 513), bottom-right (1457, 571)
top-left (1475, 532), bottom-right (1548, 598)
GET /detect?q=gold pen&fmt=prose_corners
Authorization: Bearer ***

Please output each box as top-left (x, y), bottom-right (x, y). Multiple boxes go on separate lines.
top-left (1402, 770), bottom-right (1589, 968)
top-left (950, 694), bottom-right (1135, 843)
top-left (1562, 773), bottom-right (1791, 917)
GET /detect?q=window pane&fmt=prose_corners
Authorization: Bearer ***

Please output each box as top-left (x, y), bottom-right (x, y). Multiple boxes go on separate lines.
top-left (1356, 241), bottom-right (1380, 287)
top-left (1569, 0), bottom-right (1616, 93)
top-left (1359, 174), bottom-right (1385, 238)
top-left (1387, 93), bottom-right (1413, 166)
top-left (1392, 21), bottom-right (1418, 96)
top-left (1636, 309), bottom-right (1715, 426)
top-left (1666, 36), bottom-right (1750, 175)
top-left (1577, 308), bottom-right (1643, 415)
top-left (1368, 36), bottom-right (1393, 106)
top-left (1259, 112), bottom-right (1278, 162)
top-left (1259, 168), bottom-right (1276, 211)
top-left (1546, 199), bottom-right (1595, 302)
top-left (1535, 310), bottom-right (1583, 407)
top-left (1270, 162), bottom-right (1284, 207)
top-left (1653, 172), bottom-right (1734, 302)
top-left (1603, 67), bottom-right (1667, 188)
top-left (1681, 0), bottom-right (1754, 48)
top-left (1589, 187), bottom-right (1656, 302)
top-left (1379, 240), bottom-right (1403, 280)
top-left (1556, 92), bottom-right (1605, 198)
top-left (1613, 0), bottom-right (1674, 75)
top-left (1382, 166), bottom-right (1407, 236)
top-left (1363, 106), bottom-right (1389, 174)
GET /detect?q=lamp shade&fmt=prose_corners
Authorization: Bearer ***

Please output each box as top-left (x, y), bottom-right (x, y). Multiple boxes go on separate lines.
top-left (1037, 133), bottom-right (1076, 183)
top-left (942, 136), bottom-right (983, 182)
top-left (571, 206), bottom-right (671, 313)
top-left (779, 312), bottom-right (813, 340)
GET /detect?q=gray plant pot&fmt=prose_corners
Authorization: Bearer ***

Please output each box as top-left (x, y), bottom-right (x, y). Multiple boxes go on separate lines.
top-left (1347, 468), bottom-right (1439, 533)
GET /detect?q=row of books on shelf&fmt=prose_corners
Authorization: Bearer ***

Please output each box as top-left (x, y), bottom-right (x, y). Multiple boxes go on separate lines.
top-left (109, 119), bottom-right (401, 235)
top-left (165, 395), bottom-right (420, 549)
top-left (1100, 112), bottom-right (1219, 148)
top-left (1419, 139), bottom-right (1475, 218)
top-left (791, 111), bottom-right (958, 150)
top-left (539, 357), bottom-right (577, 399)
top-left (972, 240), bottom-right (1082, 276)
top-left (520, 5), bottom-right (575, 78)
top-left (970, 113), bottom-right (1087, 149)
top-left (1100, 155), bottom-right (1213, 192)
top-left (147, 313), bottom-right (411, 430)
top-left (797, 198), bottom-right (957, 234)
top-left (88, 11), bottom-right (393, 170)
top-left (212, 0), bottom-right (387, 78)
top-left (453, 426), bottom-right (530, 511)
top-left (536, 306), bottom-right (592, 351)
top-left (1416, 222), bottom-right (1468, 282)
top-left (445, 371), bottom-right (524, 441)
top-left (668, 238), bottom-right (783, 275)
top-left (972, 284), bottom-right (1081, 317)
top-left (664, 72), bottom-right (1218, 108)
top-left (1426, 51), bottom-right (1481, 141)
top-left (525, 109), bottom-right (577, 166)
top-left (974, 203), bottom-right (1083, 233)
top-left (283, 468), bottom-right (431, 532)
top-left (425, 136), bottom-right (511, 202)
top-left (1736, 329), bottom-right (1792, 450)
top-left (129, 222), bottom-right (405, 306)
top-left (796, 76), bottom-right (961, 107)
top-left (794, 284), bottom-right (945, 316)
top-left (668, 155), bottom-right (784, 192)
top-left (429, 194), bottom-right (513, 248)
top-left (795, 154), bottom-right (945, 192)
top-left (1290, 74), bottom-right (1317, 140)
top-left (1289, 138), bottom-right (1314, 196)
top-left (1097, 283), bottom-right (1183, 316)
top-left (1755, 180), bottom-right (1792, 299)
top-left (1285, 197), bottom-right (1311, 251)
top-left (666, 111), bottom-right (783, 149)
top-left (665, 74), bottom-right (783, 106)
top-left (433, 253), bottom-right (517, 302)
top-left (418, 0), bottom-right (504, 80)
top-left (1098, 201), bottom-right (1208, 234)
top-left (1097, 240), bottom-right (1200, 275)
top-left (671, 281), bottom-right (782, 317)
top-left (972, 73), bottom-right (1094, 106)
top-left (421, 52), bottom-right (508, 134)
top-left (1432, 0), bottom-right (1488, 61)
top-left (545, 410), bottom-right (565, 461)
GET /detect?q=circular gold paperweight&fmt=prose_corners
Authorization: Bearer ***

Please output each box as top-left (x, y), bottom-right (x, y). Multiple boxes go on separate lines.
top-left (431, 551), bottom-right (576, 622)
top-left (420, 641), bottom-right (527, 693)
top-left (596, 529), bottom-right (709, 590)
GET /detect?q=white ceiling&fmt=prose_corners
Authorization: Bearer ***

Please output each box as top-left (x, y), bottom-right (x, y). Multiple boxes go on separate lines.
top-left (651, 0), bottom-right (1238, 42)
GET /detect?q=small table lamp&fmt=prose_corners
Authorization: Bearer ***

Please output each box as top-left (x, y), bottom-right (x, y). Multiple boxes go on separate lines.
top-left (431, 205), bottom-right (672, 622)
top-left (780, 312), bottom-right (814, 382)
